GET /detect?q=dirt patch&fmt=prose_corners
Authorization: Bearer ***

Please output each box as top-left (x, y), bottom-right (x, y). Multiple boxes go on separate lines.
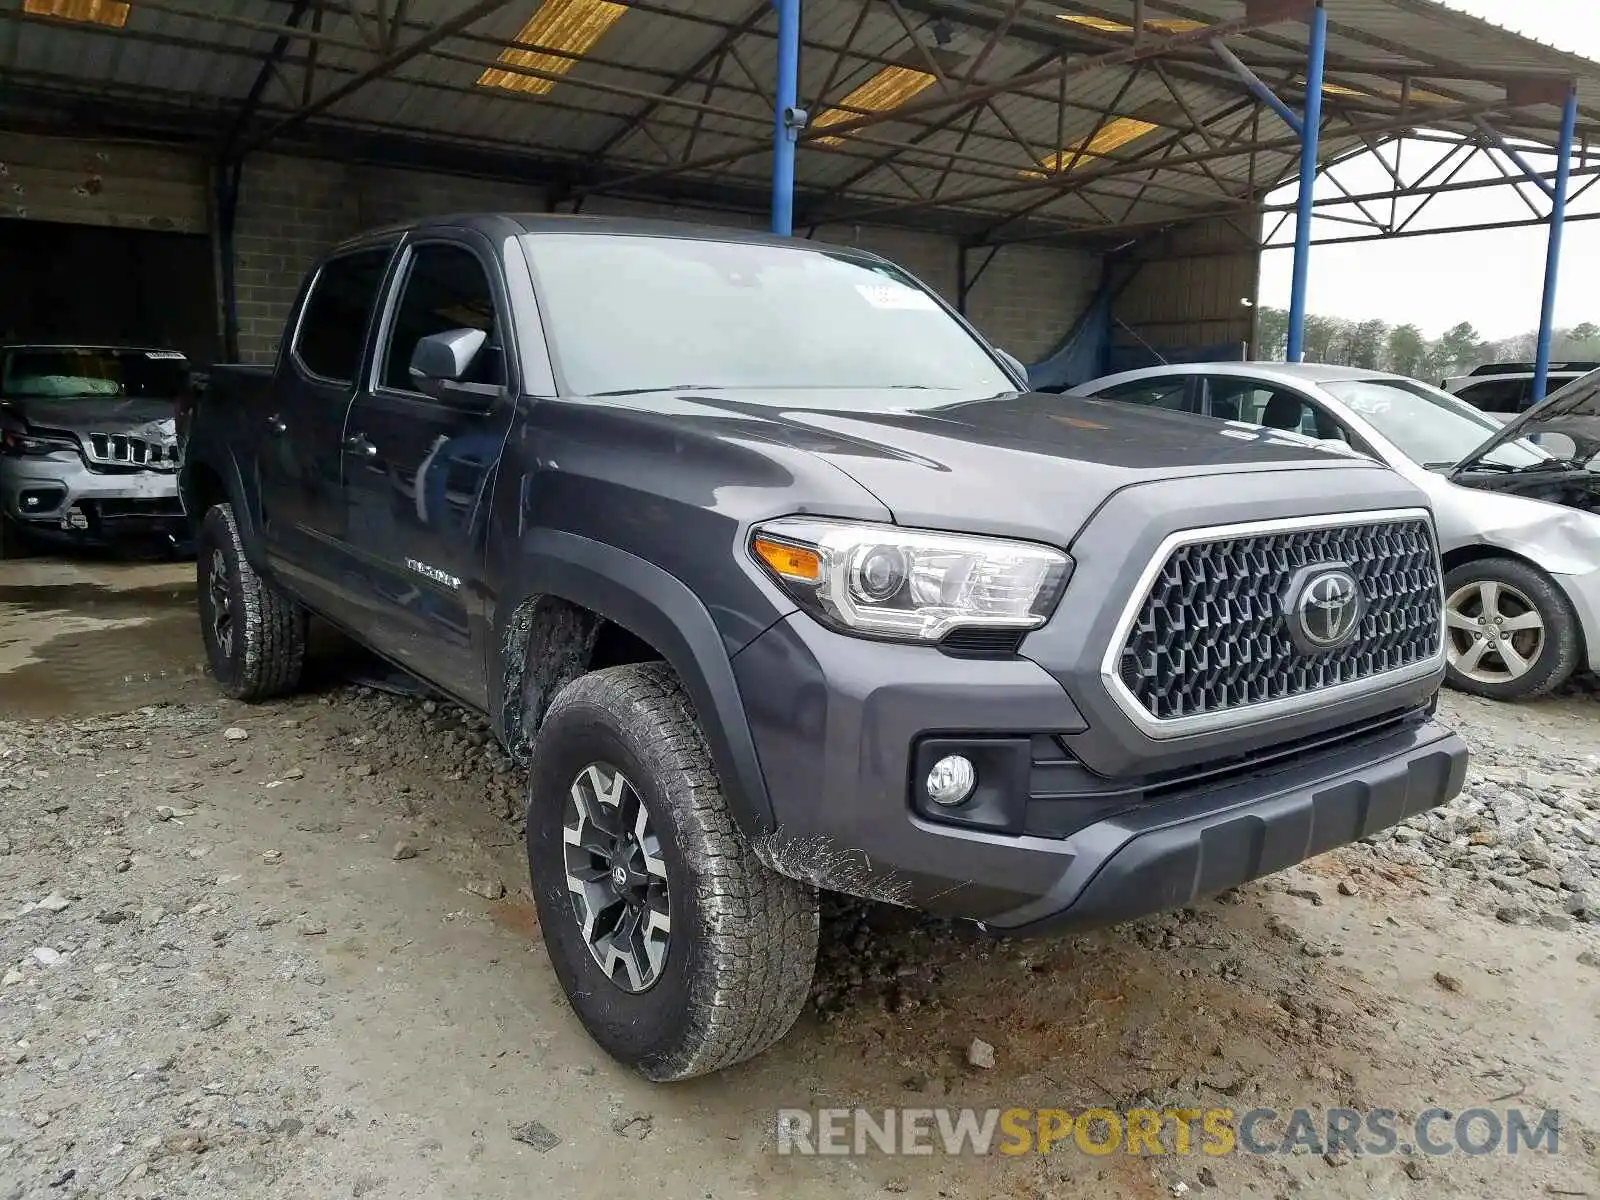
top-left (0, 564), bottom-right (204, 718)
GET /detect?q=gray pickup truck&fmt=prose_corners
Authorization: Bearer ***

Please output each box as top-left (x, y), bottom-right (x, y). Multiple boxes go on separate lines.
top-left (180, 214), bottom-right (1467, 1081)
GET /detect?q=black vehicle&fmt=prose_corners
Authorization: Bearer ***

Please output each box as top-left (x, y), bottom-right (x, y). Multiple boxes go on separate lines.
top-left (1, 344), bottom-right (191, 555)
top-left (180, 215), bottom-right (1467, 1081)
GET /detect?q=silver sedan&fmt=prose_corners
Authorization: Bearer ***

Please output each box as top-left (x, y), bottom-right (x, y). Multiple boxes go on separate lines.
top-left (1065, 362), bottom-right (1600, 702)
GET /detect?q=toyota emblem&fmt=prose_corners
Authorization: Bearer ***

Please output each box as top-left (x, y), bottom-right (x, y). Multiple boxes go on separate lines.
top-left (1284, 563), bottom-right (1365, 653)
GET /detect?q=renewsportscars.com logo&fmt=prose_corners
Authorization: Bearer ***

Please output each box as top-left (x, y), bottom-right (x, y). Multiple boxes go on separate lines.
top-left (775, 1106), bottom-right (1562, 1158)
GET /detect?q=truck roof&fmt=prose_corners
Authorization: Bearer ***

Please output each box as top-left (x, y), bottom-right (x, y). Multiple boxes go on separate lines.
top-left (0, 343), bottom-right (187, 356)
top-left (331, 212), bottom-right (882, 258)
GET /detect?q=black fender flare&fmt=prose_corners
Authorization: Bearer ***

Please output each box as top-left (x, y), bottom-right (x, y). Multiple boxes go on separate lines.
top-left (180, 448), bottom-right (266, 574)
top-left (494, 529), bottom-right (777, 839)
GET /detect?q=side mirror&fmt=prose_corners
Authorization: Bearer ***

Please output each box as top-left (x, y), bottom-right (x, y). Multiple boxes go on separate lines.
top-left (408, 328), bottom-right (499, 408)
top-left (993, 348), bottom-right (1029, 388)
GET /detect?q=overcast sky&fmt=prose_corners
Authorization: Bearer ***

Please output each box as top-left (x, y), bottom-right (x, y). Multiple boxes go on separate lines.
top-left (1256, 1), bottom-right (1600, 340)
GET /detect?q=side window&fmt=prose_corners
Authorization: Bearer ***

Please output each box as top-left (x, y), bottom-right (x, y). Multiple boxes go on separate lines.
top-left (1208, 378), bottom-right (1326, 437)
top-left (293, 247), bottom-right (391, 383)
top-left (1093, 377), bottom-right (1190, 411)
top-left (1456, 378), bottom-right (1523, 414)
top-left (1204, 378), bottom-right (1269, 423)
top-left (380, 244), bottom-right (503, 393)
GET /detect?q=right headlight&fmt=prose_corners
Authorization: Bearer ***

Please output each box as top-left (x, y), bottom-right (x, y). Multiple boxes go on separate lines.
top-left (749, 517), bottom-right (1070, 643)
top-left (0, 428), bottom-right (77, 458)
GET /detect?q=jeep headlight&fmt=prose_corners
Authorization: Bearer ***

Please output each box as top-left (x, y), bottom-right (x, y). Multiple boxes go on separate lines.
top-left (750, 518), bottom-right (1070, 642)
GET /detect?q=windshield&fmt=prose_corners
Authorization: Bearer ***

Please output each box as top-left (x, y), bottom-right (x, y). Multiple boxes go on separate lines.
top-left (1320, 378), bottom-right (1547, 469)
top-left (521, 235), bottom-right (1014, 397)
top-left (1, 348), bottom-right (190, 401)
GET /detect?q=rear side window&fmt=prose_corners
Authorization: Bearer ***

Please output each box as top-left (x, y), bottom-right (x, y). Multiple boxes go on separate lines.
top-left (1093, 378), bottom-right (1191, 410)
top-left (293, 247), bottom-right (392, 383)
top-left (1456, 378), bottom-right (1526, 414)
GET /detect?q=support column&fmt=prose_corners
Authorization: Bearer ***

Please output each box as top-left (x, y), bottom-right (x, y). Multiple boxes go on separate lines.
top-left (1285, 0), bottom-right (1326, 362)
top-left (771, 0), bottom-right (801, 236)
top-left (214, 159), bottom-right (244, 363)
top-left (1533, 86), bottom-right (1580, 405)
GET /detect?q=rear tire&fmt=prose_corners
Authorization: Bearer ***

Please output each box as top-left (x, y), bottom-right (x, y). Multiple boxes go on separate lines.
top-left (525, 662), bottom-right (818, 1081)
top-left (196, 503), bottom-right (307, 701)
top-left (1443, 557), bottom-right (1580, 700)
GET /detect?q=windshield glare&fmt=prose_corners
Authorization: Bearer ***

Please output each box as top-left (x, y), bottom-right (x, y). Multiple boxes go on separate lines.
top-left (1, 349), bottom-right (190, 401)
top-left (521, 235), bottom-right (1014, 397)
top-left (1320, 378), bottom-right (1547, 469)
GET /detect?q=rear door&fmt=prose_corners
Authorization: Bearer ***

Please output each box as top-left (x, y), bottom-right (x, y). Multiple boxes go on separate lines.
top-left (337, 233), bottom-right (520, 706)
top-left (257, 243), bottom-right (394, 606)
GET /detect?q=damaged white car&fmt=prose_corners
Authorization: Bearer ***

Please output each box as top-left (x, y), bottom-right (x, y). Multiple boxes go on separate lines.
top-left (1068, 362), bottom-right (1600, 701)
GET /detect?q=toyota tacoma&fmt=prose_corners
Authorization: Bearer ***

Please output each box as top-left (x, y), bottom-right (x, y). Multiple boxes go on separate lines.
top-left (179, 215), bottom-right (1467, 1081)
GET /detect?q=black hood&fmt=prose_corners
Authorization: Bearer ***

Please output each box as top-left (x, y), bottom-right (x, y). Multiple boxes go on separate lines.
top-left (592, 387), bottom-right (1387, 542)
top-left (1, 396), bottom-right (177, 438)
top-left (1454, 369), bottom-right (1600, 473)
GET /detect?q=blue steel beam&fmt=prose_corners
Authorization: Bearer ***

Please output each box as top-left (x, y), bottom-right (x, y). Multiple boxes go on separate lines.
top-left (1472, 117), bottom-right (1557, 200)
top-left (1533, 86), bottom-right (1580, 406)
top-left (770, 0), bottom-right (801, 235)
top-left (1210, 40), bottom-right (1302, 138)
top-left (1285, 0), bottom-right (1326, 363)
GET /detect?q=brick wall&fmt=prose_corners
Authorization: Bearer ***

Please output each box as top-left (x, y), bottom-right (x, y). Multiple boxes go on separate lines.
top-left (229, 154), bottom-right (1100, 365)
top-left (353, 165), bottom-right (548, 230)
top-left (962, 244), bottom-right (1100, 362)
top-left (232, 155), bottom-right (360, 362)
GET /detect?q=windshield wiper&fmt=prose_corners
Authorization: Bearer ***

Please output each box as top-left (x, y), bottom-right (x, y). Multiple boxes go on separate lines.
top-left (1458, 457), bottom-right (1586, 475)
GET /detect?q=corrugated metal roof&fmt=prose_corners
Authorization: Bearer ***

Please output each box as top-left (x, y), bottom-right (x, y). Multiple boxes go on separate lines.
top-left (2, 0), bottom-right (1598, 241)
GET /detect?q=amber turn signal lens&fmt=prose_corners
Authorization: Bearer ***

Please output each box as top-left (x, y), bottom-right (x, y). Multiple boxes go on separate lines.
top-left (752, 536), bottom-right (821, 582)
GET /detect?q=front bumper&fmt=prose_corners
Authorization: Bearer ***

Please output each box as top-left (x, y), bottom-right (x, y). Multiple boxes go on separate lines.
top-left (733, 614), bottom-right (1467, 931)
top-left (1, 452), bottom-right (185, 542)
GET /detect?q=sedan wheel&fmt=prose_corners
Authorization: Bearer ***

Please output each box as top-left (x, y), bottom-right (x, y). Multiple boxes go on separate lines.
top-left (1441, 558), bottom-right (1580, 701)
top-left (1445, 579), bottom-right (1544, 686)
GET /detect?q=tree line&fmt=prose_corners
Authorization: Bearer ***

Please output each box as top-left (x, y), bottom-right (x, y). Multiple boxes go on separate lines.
top-left (1254, 307), bottom-right (1600, 382)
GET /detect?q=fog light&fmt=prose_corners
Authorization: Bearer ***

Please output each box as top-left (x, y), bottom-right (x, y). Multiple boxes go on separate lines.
top-left (925, 755), bottom-right (976, 806)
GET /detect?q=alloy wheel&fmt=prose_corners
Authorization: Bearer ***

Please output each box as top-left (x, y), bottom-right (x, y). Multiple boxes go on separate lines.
top-left (562, 762), bottom-right (671, 993)
top-left (207, 547), bottom-right (235, 660)
top-left (1445, 579), bottom-right (1545, 685)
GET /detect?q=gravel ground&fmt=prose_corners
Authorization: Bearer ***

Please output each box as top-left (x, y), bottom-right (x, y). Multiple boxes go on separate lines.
top-left (2, 561), bottom-right (1600, 1199)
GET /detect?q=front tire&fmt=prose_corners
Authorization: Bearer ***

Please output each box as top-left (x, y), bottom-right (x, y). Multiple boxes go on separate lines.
top-left (1443, 557), bottom-right (1580, 700)
top-left (525, 663), bottom-right (818, 1081)
top-left (196, 503), bottom-right (307, 701)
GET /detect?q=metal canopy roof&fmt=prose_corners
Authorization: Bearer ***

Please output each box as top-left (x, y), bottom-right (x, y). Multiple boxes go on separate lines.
top-left (3, 0), bottom-right (1600, 245)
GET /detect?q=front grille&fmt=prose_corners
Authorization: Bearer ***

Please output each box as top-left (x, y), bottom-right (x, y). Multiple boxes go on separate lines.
top-left (83, 432), bottom-right (178, 471)
top-left (1116, 515), bottom-right (1441, 724)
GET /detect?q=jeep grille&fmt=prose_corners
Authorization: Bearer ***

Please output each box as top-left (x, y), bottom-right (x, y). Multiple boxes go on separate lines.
top-left (1115, 514), bottom-right (1442, 726)
top-left (84, 433), bottom-right (178, 471)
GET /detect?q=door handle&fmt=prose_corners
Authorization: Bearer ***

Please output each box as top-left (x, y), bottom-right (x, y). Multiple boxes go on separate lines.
top-left (266, 414), bottom-right (287, 435)
top-left (343, 432), bottom-right (378, 459)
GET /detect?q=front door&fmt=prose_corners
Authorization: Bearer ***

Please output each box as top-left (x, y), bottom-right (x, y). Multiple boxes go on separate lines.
top-left (338, 235), bottom-right (517, 706)
top-left (257, 243), bottom-right (394, 609)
